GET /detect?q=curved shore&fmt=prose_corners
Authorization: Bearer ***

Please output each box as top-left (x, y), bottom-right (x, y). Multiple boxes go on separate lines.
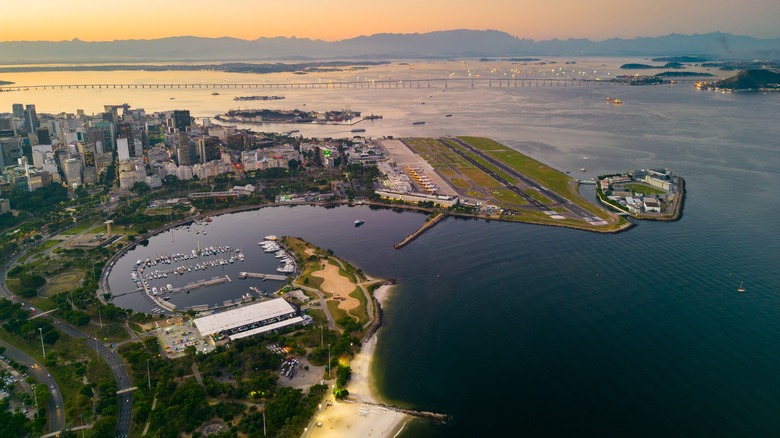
top-left (307, 284), bottom-right (411, 438)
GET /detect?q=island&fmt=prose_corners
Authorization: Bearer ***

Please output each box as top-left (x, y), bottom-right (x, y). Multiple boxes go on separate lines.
top-left (596, 169), bottom-right (684, 220)
top-left (697, 69), bottom-right (780, 92)
top-left (215, 109), bottom-right (368, 125)
top-left (233, 95), bottom-right (285, 101)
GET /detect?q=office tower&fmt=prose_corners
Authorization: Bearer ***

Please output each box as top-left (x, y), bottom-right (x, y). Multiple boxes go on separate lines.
top-left (176, 131), bottom-right (193, 166)
top-left (23, 104), bottom-right (39, 133)
top-left (36, 128), bottom-right (51, 145)
top-left (32, 144), bottom-right (53, 168)
top-left (63, 157), bottom-right (82, 187)
top-left (117, 138), bottom-right (130, 161)
top-left (12, 104), bottom-right (24, 119)
top-left (0, 137), bottom-right (24, 168)
top-left (173, 110), bottom-right (191, 132)
top-left (196, 136), bottom-right (221, 163)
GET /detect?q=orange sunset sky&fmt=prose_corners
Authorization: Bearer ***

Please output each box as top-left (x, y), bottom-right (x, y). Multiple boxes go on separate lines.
top-left (1, 0), bottom-right (779, 42)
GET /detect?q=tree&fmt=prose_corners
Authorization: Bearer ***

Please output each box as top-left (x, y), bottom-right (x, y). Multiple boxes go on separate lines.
top-left (131, 181), bottom-right (151, 195)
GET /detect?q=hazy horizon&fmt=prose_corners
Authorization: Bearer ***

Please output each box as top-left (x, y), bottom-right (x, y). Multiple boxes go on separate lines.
top-left (1, 0), bottom-right (779, 43)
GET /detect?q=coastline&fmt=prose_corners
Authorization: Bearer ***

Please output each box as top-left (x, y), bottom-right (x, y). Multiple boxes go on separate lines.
top-left (307, 284), bottom-right (411, 438)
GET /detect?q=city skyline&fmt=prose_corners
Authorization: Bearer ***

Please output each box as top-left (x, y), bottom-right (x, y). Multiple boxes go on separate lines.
top-left (1, 0), bottom-right (779, 43)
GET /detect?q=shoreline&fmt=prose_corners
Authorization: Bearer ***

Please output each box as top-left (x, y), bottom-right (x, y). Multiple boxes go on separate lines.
top-left (307, 284), bottom-right (411, 438)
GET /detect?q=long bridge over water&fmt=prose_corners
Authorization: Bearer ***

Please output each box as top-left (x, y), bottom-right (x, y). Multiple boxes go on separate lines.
top-left (0, 77), bottom-right (682, 92)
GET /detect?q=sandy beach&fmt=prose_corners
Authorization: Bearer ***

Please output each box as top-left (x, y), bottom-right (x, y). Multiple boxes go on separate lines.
top-left (304, 284), bottom-right (411, 438)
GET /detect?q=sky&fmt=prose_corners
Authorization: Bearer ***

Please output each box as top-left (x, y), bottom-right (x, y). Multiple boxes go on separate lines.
top-left (1, 0), bottom-right (779, 42)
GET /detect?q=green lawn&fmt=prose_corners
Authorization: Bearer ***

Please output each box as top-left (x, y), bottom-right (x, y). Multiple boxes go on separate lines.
top-left (58, 223), bottom-right (94, 236)
top-left (348, 287), bottom-right (369, 326)
top-left (623, 183), bottom-right (666, 195)
top-left (460, 167), bottom-right (501, 188)
top-left (19, 240), bottom-right (60, 262)
top-left (492, 189), bottom-right (528, 205)
top-left (524, 188), bottom-right (553, 204)
top-left (450, 178), bottom-right (471, 189)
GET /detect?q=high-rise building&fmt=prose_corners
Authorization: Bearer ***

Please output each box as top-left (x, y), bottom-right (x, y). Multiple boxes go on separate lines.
top-left (32, 144), bottom-right (53, 168)
top-left (196, 136), bottom-right (221, 163)
top-left (117, 138), bottom-right (130, 162)
top-left (12, 104), bottom-right (24, 119)
top-left (0, 117), bottom-right (15, 135)
top-left (87, 120), bottom-right (115, 152)
top-left (0, 137), bottom-right (24, 168)
top-left (176, 132), bottom-right (194, 166)
top-left (173, 110), bottom-right (191, 133)
top-left (23, 104), bottom-right (39, 133)
top-left (26, 169), bottom-right (52, 191)
top-left (36, 128), bottom-right (51, 145)
top-left (63, 157), bottom-right (82, 187)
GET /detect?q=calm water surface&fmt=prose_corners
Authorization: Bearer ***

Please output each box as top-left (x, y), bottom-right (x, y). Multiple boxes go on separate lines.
top-left (6, 59), bottom-right (780, 436)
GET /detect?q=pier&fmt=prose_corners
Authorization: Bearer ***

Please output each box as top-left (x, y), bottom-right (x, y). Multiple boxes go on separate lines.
top-left (177, 275), bottom-right (231, 293)
top-left (238, 272), bottom-right (288, 281)
top-left (393, 212), bottom-right (447, 249)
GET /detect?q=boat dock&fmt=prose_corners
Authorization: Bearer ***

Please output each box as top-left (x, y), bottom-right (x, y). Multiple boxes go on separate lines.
top-left (238, 272), bottom-right (288, 281)
top-left (175, 275), bottom-right (231, 293)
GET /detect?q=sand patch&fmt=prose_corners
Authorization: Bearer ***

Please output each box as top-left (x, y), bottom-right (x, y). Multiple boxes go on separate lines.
top-left (310, 261), bottom-right (360, 312)
top-left (304, 248), bottom-right (317, 257)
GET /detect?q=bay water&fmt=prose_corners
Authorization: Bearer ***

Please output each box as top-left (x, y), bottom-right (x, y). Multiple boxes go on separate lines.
top-left (4, 59), bottom-right (779, 435)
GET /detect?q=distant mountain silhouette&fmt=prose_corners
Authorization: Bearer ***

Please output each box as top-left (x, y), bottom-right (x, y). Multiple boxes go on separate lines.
top-left (1, 30), bottom-right (778, 63)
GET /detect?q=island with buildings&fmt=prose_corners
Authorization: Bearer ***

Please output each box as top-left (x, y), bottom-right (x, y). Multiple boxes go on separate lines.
top-left (596, 169), bottom-right (684, 220)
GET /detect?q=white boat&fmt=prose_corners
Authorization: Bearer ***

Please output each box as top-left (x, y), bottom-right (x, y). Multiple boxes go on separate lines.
top-left (737, 282), bottom-right (746, 293)
top-left (166, 284), bottom-right (173, 291)
top-left (355, 219), bottom-right (365, 226)
top-left (152, 287), bottom-right (158, 295)
top-left (264, 235), bottom-right (278, 241)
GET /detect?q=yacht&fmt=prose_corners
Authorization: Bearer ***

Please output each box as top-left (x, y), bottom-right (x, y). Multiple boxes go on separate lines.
top-left (737, 282), bottom-right (746, 293)
top-left (355, 219), bottom-right (365, 226)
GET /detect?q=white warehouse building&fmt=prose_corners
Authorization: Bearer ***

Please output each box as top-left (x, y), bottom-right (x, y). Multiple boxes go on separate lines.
top-left (193, 298), bottom-right (304, 341)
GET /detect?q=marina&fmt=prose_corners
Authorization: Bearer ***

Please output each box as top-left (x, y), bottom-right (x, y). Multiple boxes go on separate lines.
top-left (114, 232), bottom-right (298, 314)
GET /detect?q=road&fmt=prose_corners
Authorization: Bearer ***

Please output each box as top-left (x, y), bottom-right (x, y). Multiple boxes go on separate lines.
top-left (0, 338), bottom-right (65, 432)
top-left (51, 320), bottom-right (134, 438)
top-left (1, 232), bottom-right (134, 438)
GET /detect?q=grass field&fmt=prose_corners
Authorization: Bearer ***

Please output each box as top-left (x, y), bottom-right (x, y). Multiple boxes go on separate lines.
top-left (347, 287), bottom-right (369, 326)
top-left (525, 188), bottom-right (553, 205)
top-left (460, 167), bottom-right (501, 188)
top-left (450, 178), bottom-right (471, 189)
top-left (40, 271), bottom-right (83, 297)
top-left (492, 189), bottom-right (528, 205)
top-left (623, 183), bottom-right (666, 195)
top-left (59, 223), bottom-right (94, 236)
top-left (459, 136), bottom-right (570, 192)
top-left (19, 240), bottom-right (60, 262)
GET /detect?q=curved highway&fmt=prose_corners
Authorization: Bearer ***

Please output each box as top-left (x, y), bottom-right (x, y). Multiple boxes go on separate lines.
top-left (0, 338), bottom-right (65, 432)
top-left (1, 236), bottom-right (134, 438)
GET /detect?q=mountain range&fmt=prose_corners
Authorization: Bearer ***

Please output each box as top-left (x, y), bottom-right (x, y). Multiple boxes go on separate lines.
top-left (1, 30), bottom-right (779, 64)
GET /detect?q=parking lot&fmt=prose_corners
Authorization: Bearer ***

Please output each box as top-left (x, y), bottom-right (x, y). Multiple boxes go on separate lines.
top-left (157, 319), bottom-right (214, 358)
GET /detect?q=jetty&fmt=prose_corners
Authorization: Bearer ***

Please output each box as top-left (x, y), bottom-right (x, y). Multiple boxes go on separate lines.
top-left (177, 275), bottom-right (231, 293)
top-left (393, 212), bottom-right (447, 249)
top-left (359, 401), bottom-right (451, 424)
top-left (238, 272), bottom-right (289, 281)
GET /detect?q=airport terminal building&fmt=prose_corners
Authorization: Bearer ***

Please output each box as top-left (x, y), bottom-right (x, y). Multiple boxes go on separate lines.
top-left (194, 298), bottom-right (304, 341)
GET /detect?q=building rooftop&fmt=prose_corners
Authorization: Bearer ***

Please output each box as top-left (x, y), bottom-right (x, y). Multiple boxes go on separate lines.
top-left (228, 316), bottom-right (304, 341)
top-left (194, 298), bottom-right (296, 336)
